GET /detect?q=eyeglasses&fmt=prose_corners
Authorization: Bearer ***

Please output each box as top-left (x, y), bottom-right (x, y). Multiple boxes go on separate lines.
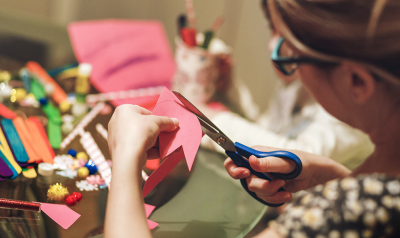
top-left (271, 37), bottom-right (331, 76)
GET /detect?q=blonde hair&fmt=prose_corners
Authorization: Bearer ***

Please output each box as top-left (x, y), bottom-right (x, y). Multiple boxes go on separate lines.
top-left (269, 0), bottom-right (400, 78)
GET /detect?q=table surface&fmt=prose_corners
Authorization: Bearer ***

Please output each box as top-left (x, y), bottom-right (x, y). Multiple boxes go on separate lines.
top-left (0, 57), bottom-right (268, 238)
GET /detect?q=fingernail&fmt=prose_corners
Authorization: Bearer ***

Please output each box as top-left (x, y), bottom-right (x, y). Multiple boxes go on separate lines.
top-left (243, 170), bottom-right (250, 176)
top-left (283, 194), bottom-right (291, 201)
top-left (256, 157), bottom-right (262, 166)
top-left (171, 118), bottom-right (179, 127)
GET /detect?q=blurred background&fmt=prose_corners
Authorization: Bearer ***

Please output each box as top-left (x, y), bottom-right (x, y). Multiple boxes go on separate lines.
top-left (0, 0), bottom-right (276, 114)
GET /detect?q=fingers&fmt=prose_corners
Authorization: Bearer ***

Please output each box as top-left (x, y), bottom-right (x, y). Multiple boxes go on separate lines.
top-left (152, 116), bottom-right (179, 133)
top-left (146, 147), bottom-right (160, 160)
top-left (249, 155), bottom-right (297, 174)
top-left (246, 175), bottom-right (292, 204)
top-left (224, 158), bottom-right (250, 179)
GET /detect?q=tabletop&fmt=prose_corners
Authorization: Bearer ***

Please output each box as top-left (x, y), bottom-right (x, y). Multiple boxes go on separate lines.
top-left (0, 57), bottom-right (267, 238)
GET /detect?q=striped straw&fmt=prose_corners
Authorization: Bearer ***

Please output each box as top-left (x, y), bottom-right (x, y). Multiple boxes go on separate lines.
top-left (86, 86), bottom-right (164, 105)
top-left (79, 130), bottom-right (111, 189)
top-left (60, 102), bottom-right (105, 149)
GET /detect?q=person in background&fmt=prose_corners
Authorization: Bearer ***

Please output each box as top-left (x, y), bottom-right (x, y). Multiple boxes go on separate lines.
top-left (199, 5), bottom-right (374, 171)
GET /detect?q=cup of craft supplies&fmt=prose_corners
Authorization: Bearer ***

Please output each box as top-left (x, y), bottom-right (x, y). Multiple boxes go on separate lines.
top-left (172, 35), bottom-right (233, 105)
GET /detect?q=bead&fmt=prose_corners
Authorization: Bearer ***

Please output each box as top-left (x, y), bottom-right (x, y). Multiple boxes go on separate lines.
top-left (77, 167), bottom-right (89, 179)
top-left (76, 152), bottom-right (88, 162)
top-left (13, 88), bottom-right (27, 102)
top-left (44, 84), bottom-right (54, 96)
top-left (59, 100), bottom-right (71, 113)
top-left (67, 149), bottom-right (77, 157)
top-left (84, 159), bottom-right (98, 175)
top-left (38, 98), bottom-right (48, 106)
top-left (71, 102), bottom-right (88, 117)
top-left (61, 122), bottom-right (74, 134)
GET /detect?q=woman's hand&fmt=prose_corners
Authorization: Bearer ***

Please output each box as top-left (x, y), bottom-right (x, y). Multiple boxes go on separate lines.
top-left (108, 104), bottom-right (179, 169)
top-left (224, 145), bottom-right (351, 205)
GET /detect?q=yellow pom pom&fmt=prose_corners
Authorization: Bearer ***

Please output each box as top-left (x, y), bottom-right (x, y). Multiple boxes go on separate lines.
top-left (76, 152), bottom-right (88, 162)
top-left (47, 183), bottom-right (69, 202)
top-left (78, 167), bottom-right (89, 179)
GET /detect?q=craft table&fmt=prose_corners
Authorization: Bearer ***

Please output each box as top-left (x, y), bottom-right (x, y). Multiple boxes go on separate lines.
top-left (0, 57), bottom-right (267, 238)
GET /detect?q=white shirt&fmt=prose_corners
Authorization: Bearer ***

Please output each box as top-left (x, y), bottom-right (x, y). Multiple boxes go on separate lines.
top-left (201, 80), bottom-right (375, 170)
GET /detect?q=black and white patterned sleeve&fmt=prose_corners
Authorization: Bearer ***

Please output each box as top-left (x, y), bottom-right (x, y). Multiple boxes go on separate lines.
top-left (269, 174), bottom-right (400, 238)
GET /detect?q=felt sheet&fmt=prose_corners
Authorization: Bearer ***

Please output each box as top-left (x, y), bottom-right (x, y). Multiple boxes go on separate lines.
top-left (68, 20), bottom-right (176, 109)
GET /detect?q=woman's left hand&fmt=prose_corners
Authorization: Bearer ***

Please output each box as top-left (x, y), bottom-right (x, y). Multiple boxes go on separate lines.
top-left (107, 104), bottom-right (179, 168)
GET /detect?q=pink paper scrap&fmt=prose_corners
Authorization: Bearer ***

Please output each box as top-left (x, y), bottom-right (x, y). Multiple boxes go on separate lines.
top-left (40, 202), bottom-right (81, 229)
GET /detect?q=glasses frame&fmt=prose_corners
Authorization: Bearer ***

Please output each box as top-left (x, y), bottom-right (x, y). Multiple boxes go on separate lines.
top-left (271, 37), bottom-right (332, 76)
top-left (268, 0), bottom-right (400, 85)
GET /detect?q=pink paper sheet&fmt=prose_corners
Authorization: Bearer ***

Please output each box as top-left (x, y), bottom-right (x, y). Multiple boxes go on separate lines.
top-left (143, 146), bottom-right (184, 197)
top-left (68, 20), bottom-right (176, 108)
top-left (40, 203), bottom-right (81, 229)
top-left (142, 88), bottom-right (203, 228)
top-left (152, 101), bottom-right (202, 171)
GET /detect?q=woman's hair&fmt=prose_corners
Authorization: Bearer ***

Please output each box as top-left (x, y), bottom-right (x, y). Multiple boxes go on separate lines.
top-left (263, 0), bottom-right (400, 79)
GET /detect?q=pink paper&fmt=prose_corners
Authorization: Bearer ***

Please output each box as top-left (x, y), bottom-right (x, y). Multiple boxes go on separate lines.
top-left (40, 202), bottom-right (81, 229)
top-left (68, 20), bottom-right (176, 108)
top-left (152, 101), bottom-right (202, 171)
top-left (143, 146), bottom-right (184, 197)
top-left (145, 204), bottom-right (158, 230)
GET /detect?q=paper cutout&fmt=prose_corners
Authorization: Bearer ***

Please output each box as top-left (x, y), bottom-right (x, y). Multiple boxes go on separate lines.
top-left (152, 100), bottom-right (202, 171)
top-left (68, 20), bottom-right (176, 109)
top-left (144, 204), bottom-right (158, 230)
top-left (143, 146), bottom-right (184, 197)
top-left (0, 103), bottom-right (16, 119)
top-left (40, 202), bottom-right (81, 229)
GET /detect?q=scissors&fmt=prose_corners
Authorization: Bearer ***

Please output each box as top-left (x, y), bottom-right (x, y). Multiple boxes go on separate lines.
top-left (173, 91), bottom-right (303, 207)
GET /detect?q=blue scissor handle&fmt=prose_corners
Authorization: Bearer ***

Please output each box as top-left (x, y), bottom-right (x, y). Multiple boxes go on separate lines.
top-left (225, 142), bottom-right (302, 207)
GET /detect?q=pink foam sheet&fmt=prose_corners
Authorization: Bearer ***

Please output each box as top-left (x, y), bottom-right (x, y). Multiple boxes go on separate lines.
top-left (68, 19), bottom-right (176, 108)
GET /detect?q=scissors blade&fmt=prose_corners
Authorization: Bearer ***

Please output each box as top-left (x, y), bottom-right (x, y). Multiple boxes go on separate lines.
top-left (173, 91), bottom-right (237, 153)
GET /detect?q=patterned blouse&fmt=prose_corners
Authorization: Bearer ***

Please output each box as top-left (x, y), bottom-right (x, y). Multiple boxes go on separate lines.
top-left (270, 174), bottom-right (400, 238)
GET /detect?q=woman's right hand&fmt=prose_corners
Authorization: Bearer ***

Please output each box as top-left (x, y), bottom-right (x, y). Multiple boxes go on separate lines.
top-left (224, 145), bottom-right (351, 205)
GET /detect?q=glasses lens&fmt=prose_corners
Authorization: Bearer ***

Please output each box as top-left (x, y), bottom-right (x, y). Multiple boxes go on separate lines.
top-left (277, 39), bottom-right (299, 75)
top-left (278, 40), bottom-right (295, 58)
top-left (282, 63), bottom-right (298, 75)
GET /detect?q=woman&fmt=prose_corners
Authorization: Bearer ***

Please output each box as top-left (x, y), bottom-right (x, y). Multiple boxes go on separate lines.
top-left (105, 0), bottom-right (400, 237)
top-left (226, 0), bottom-right (400, 236)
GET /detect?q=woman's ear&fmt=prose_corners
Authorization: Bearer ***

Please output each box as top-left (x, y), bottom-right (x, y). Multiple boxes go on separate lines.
top-left (342, 61), bottom-right (376, 104)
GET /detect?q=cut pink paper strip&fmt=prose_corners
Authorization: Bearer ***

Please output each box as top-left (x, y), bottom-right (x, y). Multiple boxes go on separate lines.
top-left (145, 204), bottom-right (158, 230)
top-left (68, 20), bottom-right (176, 109)
top-left (40, 202), bottom-right (81, 229)
top-left (143, 146), bottom-right (184, 197)
top-left (152, 100), bottom-right (202, 171)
